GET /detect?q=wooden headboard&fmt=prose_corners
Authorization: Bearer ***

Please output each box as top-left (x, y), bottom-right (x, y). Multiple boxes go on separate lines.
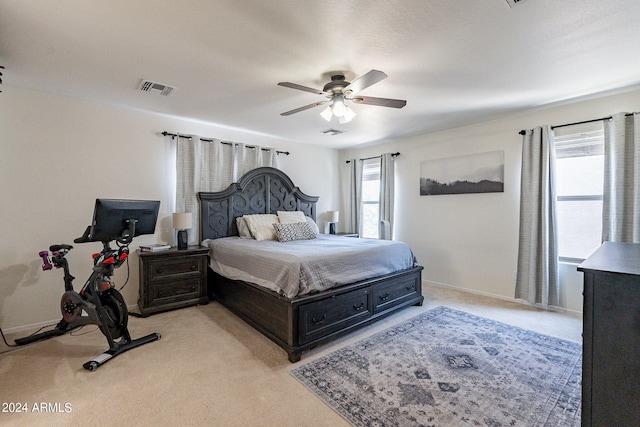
top-left (197, 167), bottom-right (319, 240)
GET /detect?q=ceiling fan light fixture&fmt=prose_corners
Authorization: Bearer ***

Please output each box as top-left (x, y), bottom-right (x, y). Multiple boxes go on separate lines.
top-left (321, 95), bottom-right (356, 123)
top-left (339, 106), bottom-right (356, 124)
top-left (320, 105), bottom-right (333, 121)
top-left (331, 94), bottom-right (347, 117)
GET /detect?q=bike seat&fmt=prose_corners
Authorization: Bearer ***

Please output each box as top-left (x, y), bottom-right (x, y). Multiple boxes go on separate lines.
top-left (50, 244), bottom-right (73, 252)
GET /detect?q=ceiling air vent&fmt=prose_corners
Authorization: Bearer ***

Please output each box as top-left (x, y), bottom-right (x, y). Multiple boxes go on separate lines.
top-left (322, 129), bottom-right (345, 136)
top-left (505, 0), bottom-right (529, 7)
top-left (138, 79), bottom-right (175, 96)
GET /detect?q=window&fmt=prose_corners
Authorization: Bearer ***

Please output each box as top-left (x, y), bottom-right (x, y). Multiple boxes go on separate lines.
top-left (555, 123), bottom-right (604, 262)
top-left (361, 158), bottom-right (381, 238)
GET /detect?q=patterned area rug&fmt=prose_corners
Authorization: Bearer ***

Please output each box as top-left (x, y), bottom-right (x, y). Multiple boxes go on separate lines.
top-left (291, 306), bottom-right (581, 427)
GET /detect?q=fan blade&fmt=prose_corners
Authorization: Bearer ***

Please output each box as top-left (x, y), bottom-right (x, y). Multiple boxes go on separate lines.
top-left (280, 101), bottom-right (328, 116)
top-left (277, 82), bottom-right (324, 95)
top-left (343, 70), bottom-right (387, 95)
top-left (351, 96), bottom-right (406, 108)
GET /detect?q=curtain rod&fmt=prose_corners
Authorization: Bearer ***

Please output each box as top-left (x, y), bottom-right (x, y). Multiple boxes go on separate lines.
top-left (345, 152), bottom-right (400, 164)
top-left (161, 131), bottom-right (290, 155)
top-left (518, 112), bottom-right (636, 135)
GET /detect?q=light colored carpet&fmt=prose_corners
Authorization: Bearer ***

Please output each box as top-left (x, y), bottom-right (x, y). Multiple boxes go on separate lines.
top-left (0, 284), bottom-right (582, 426)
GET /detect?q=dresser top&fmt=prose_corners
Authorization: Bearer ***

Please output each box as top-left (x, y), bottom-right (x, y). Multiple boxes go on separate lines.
top-left (578, 241), bottom-right (640, 276)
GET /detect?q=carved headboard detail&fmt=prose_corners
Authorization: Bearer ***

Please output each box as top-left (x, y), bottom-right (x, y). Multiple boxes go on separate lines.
top-left (197, 167), bottom-right (319, 240)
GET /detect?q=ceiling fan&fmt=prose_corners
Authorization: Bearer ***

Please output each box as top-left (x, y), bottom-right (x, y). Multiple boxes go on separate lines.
top-left (278, 70), bottom-right (406, 124)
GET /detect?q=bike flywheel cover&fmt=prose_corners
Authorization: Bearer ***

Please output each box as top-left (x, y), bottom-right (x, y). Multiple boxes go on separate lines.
top-left (100, 289), bottom-right (128, 339)
top-left (60, 291), bottom-right (83, 323)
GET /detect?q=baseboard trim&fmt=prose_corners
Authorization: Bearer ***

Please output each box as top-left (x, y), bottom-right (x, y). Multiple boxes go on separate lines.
top-left (423, 280), bottom-right (582, 316)
top-left (1, 304), bottom-right (139, 335)
top-left (1, 319), bottom-right (60, 336)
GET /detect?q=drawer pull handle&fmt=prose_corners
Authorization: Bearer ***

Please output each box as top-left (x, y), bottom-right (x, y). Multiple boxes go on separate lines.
top-left (379, 293), bottom-right (390, 301)
top-left (405, 285), bottom-right (414, 291)
top-left (190, 265), bottom-right (197, 271)
top-left (353, 302), bottom-right (365, 311)
top-left (190, 286), bottom-right (197, 292)
top-left (158, 290), bottom-right (165, 297)
top-left (156, 269), bottom-right (164, 274)
top-left (311, 314), bottom-right (326, 325)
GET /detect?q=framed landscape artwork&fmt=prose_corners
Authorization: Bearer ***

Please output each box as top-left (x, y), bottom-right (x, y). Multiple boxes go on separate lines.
top-left (420, 150), bottom-right (504, 196)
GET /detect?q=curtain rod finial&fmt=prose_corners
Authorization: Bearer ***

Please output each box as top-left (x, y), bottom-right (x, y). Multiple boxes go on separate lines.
top-left (519, 130), bottom-right (526, 135)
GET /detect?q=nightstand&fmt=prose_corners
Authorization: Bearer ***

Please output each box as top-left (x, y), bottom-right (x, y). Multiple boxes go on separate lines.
top-left (137, 246), bottom-right (209, 316)
top-left (336, 232), bottom-right (359, 238)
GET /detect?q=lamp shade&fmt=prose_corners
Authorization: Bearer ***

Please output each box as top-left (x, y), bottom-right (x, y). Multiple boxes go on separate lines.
top-left (340, 106), bottom-right (355, 123)
top-left (327, 210), bottom-right (339, 223)
top-left (172, 212), bottom-right (192, 230)
top-left (320, 105), bottom-right (333, 121)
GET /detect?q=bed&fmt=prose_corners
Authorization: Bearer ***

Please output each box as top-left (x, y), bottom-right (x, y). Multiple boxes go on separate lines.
top-left (198, 167), bottom-right (423, 362)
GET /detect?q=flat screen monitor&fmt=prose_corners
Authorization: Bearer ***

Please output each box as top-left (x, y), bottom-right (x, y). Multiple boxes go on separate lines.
top-left (87, 199), bottom-right (160, 243)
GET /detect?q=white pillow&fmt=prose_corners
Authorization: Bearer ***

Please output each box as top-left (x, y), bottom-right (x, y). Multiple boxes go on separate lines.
top-left (235, 217), bottom-right (252, 239)
top-left (243, 214), bottom-right (280, 240)
top-left (277, 210), bottom-right (307, 224)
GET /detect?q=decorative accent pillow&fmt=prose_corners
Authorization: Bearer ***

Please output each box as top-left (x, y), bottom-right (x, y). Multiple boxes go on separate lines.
top-left (277, 210), bottom-right (307, 224)
top-left (273, 222), bottom-right (317, 242)
top-left (243, 214), bottom-right (280, 240)
top-left (277, 211), bottom-right (320, 235)
top-left (235, 217), bottom-right (252, 239)
top-left (305, 216), bottom-right (320, 235)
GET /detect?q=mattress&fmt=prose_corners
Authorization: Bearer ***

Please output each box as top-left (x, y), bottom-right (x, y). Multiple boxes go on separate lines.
top-left (202, 234), bottom-right (417, 298)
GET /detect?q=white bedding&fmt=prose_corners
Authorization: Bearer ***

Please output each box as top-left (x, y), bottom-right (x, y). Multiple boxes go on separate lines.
top-left (203, 234), bottom-right (417, 298)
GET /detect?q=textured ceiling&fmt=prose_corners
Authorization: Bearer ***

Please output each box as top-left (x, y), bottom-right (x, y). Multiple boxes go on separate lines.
top-left (1, 0), bottom-right (640, 148)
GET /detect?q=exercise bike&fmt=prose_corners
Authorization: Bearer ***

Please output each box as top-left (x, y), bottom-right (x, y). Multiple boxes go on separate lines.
top-left (15, 201), bottom-right (161, 371)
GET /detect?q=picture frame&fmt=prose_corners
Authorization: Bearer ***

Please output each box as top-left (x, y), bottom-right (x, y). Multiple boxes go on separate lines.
top-left (420, 150), bottom-right (504, 196)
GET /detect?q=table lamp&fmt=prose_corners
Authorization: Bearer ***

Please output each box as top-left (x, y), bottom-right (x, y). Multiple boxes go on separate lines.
top-left (327, 210), bottom-right (339, 234)
top-left (173, 212), bottom-right (192, 250)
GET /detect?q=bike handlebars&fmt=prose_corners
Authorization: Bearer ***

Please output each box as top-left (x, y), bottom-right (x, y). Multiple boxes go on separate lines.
top-left (39, 242), bottom-right (129, 275)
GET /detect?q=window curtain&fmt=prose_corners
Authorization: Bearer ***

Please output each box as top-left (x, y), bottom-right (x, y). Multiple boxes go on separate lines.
top-left (515, 125), bottom-right (559, 307)
top-left (378, 153), bottom-right (395, 240)
top-left (234, 143), bottom-right (278, 180)
top-left (175, 136), bottom-right (278, 244)
top-left (602, 112), bottom-right (640, 243)
top-left (347, 158), bottom-right (363, 235)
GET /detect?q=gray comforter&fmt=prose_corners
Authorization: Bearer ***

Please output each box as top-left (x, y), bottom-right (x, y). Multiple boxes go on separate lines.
top-left (203, 235), bottom-right (417, 298)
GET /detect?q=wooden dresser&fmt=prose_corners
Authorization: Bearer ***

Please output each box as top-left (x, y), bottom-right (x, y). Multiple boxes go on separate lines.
top-left (137, 246), bottom-right (209, 316)
top-left (578, 242), bottom-right (640, 426)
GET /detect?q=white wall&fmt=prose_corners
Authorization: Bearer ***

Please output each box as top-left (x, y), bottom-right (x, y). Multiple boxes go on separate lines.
top-left (0, 87), bottom-right (338, 331)
top-left (339, 87), bottom-right (640, 313)
top-left (4, 84), bottom-right (638, 331)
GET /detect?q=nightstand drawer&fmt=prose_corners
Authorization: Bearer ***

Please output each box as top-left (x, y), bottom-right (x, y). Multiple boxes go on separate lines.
top-left (147, 278), bottom-right (203, 307)
top-left (148, 257), bottom-right (205, 281)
